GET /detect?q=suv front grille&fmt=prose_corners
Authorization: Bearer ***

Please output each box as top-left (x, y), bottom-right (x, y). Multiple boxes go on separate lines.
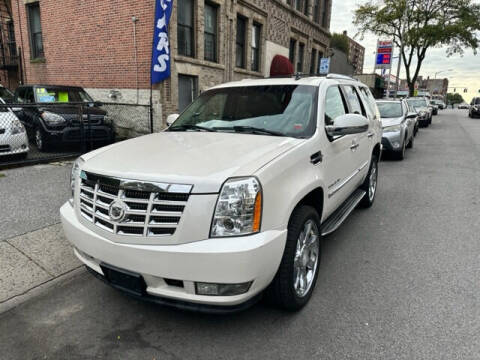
top-left (78, 171), bottom-right (192, 237)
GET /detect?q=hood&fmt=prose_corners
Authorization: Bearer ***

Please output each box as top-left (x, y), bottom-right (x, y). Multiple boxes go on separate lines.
top-left (414, 106), bottom-right (429, 113)
top-left (381, 117), bottom-right (403, 127)
top-left (82, 132), bottom-right (302, 193)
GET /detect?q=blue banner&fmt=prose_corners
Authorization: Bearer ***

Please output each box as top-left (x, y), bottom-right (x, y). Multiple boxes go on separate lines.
top-left (151, 0), bottom-right (173, 84)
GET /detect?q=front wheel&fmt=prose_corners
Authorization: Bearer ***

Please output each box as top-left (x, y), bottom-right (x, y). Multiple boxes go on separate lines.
top-left (268, 206), bottom-right (321, 311)
top-left (407, 134), bottom-right (414, 149)
top-left (35, 128), bottom-right (49, 152)
top-left (359, 155), bottom-right (378, 208)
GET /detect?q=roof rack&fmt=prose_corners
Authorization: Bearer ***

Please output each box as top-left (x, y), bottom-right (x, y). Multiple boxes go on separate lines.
top-left (326, 73), bottom-right (357, 81)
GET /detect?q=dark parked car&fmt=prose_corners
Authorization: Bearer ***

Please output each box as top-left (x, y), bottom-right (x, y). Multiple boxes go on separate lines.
top-left (12, 85), bottom-right (114, 151)
top-left (469, 97), bottom-right (480, 118)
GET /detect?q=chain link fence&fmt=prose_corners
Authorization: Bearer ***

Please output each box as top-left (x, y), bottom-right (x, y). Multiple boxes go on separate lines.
top-left (0, 101), bottom-right (154, 169)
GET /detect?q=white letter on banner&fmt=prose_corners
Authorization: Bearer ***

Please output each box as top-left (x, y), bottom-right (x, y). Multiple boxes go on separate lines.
top-left (154, 54), bottom-right (170, 72)
top-left (157, 32), bottom-right (169, 53)
top-left (157, 15), bottom-right (166, 30)
top-left (160, 0), bottom-right (167, 10)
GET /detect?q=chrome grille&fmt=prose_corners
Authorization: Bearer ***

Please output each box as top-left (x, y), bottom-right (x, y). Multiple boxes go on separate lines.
top-left (78, 171), bottom-right (192, 237)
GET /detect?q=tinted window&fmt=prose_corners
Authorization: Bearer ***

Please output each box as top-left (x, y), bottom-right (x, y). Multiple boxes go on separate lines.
top-left (33, 87), bottom-right (93, 103)
top-left (359, 86), bottom-right (377, 118)
top-left (407, 99), bottom-right (427, 108)
top-left (475, 98), bottom-right (480, 105)
top-left (170, 85), bottom-right (318, 138)
top-left (0, 87), bottom-right (15, 103)
top-left (325, 86), bottom-right (346, 125)
top-left (377, 102), bottom-right (403, 118)
top-left (343, 86), bottom-right (364, 115)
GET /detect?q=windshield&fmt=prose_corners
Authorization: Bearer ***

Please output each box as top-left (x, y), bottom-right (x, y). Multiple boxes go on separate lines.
top-left (0, 87), bottom-right (15, 103)
top-left (377, 102), bottom-right (403, 118)
top-left (475, 98), bottom-right (480, 104)
top-left (407, 99), bottom-right (427, 108)
top-left (168, 85), bottom-right (318, 138)
top-left (34, 87), bottom-right (94, 103)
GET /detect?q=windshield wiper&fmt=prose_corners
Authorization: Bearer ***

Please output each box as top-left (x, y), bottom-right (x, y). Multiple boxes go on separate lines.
top-left (169, 124), bottom-right (216, 132)
top-left (215, 126), bottom-right (284, 137)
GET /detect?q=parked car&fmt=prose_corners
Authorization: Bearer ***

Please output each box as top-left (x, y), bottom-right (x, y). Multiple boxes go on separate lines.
top-left (61, 75), bottom-right (382, 312)
top-left (468, 97), bottom-right (480, 118)
top-left (12, 85), bottom-right (114, 151)
top-left (0, 98), bottom-right (29, 159)
top-left (431, 99), bottom-right (445, 110)
top-left (376, 99), bottom-right (416, 160)
top-left (0, 85), bottom-right (15, 104)
top-left (406, 97), bottom-right (432, 126)
top-left (458, 102), bottom-right (470, 109)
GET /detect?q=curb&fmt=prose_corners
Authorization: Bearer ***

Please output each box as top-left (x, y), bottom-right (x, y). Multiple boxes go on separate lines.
top-left (0, 154), bottom-right (78, 171)
top-left (0, 266), bottom-right (86, 315)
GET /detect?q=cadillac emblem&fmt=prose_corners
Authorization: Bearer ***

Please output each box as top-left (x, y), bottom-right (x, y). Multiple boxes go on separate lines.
top-left (108, 200), bottom-right (127, 222)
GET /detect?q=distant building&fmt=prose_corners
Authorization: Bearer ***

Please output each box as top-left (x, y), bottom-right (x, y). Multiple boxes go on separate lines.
top-left (343, 31), bottom-right (364, 75)
top-left (419, 77), bottom-right (449, 96)
top-left (0, 0), bottom-right (18, 89)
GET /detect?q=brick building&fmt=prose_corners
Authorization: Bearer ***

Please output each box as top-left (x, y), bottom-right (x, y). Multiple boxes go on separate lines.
top-left (343, 30), bottom-right (364, 75)
top-left (0, 0), bottom-right (18, 89)
top-left (11, 0), bottom-right (331, 126)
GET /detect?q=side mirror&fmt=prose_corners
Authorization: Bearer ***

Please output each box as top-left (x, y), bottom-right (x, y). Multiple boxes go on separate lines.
top-left (406, 112), bottom-right (417, 119)
top-left (326, 114), bottom-right (369, 137)
top-left (166, 113), bottom-right (179, 127)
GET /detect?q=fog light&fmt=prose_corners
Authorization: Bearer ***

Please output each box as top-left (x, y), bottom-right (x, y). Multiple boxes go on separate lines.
top-left (195, 281), bottom-right (252, 296)
top-left (393, 142), bottom-right (400, 149)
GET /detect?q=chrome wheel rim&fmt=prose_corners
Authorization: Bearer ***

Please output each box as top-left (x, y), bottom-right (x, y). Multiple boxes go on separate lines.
top-left (368, 162), bottom-right (377, 201)
top-left (293, 219), bottom-right (320, 298)
top-left (35, 130), bottom-right (43, 150)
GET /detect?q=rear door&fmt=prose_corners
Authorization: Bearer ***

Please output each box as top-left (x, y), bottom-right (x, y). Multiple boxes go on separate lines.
top-left (341, 84), bottom-right (370, 187)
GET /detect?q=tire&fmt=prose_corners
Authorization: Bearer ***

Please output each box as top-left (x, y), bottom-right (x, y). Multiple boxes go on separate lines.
top-left (394, 139), bottom-right (406, 160)
top-left (359, 154), bottom-right (378, 208)
top-left (35, 128), bottom-right (49, 152)
top-left (407, 134), bottom-right (414, 149)
top-left (267, 205), bottom-right (321, 311)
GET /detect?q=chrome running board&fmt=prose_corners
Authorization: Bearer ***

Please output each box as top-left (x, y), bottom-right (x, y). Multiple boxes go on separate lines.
top-left (321, 189), bottom-right (366, 236)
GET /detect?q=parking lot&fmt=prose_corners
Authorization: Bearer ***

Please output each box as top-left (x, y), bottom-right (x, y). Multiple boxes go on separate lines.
top-left (1, 109), bottom-right (479, 359)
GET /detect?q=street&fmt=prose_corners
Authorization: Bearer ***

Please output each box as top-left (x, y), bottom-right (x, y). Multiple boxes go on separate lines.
top-left (1, 109), bottom-right (479, 359)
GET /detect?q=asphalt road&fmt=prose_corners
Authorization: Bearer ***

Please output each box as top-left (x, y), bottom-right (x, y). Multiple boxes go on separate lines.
top-left (1, 109), bottom-right (479, 359)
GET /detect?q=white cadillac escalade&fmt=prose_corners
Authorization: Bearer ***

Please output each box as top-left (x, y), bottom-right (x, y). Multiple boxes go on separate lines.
top-left (61, 75), bottom-right (382, 312)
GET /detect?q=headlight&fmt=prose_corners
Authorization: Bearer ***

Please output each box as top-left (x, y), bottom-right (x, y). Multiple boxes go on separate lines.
top-left (10, 119), bottom-right (25, 134)
top-left (210, 177), bottom-right (262, 237)
top-left (419, 111), bottom-right (426, 116)
top-left (383, 124), bottom-right (402, 133)
top-left (41, 111), bottom-right (66, 125)
top-left (69, 157), bottom-right (85, 206)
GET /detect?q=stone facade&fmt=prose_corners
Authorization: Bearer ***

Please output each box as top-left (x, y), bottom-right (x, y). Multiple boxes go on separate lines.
top-left (11, 0), bottom-right (331, 129)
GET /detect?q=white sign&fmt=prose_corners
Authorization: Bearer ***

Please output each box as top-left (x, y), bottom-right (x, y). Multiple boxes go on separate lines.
top-left (319, 58), bottom-right (330, 75)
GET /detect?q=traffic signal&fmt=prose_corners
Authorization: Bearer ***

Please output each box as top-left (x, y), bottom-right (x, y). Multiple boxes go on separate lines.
top-left (454, 88), bottom-right (456, 92)
top-left (464, 88), bottom-right (468, 93)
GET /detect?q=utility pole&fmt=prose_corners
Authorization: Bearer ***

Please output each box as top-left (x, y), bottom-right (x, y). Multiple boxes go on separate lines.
top-left (394, 1), bottom-right (408, 98)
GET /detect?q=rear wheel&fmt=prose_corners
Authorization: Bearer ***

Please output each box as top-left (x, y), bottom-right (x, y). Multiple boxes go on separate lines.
top-left (360, 155), bottom-right (378, 208)
top-left (268, 205), bottom-right (321, 311)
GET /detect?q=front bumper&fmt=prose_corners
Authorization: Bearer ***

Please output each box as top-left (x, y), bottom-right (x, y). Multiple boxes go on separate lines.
top-left (0, 131), bottom-right (29, 156)
top-left (43, 124), bottom-right (114, 144)
top-left (60, 202), bottom-right (287, 309)
top-left (381, 132), bottom-right (402, 152)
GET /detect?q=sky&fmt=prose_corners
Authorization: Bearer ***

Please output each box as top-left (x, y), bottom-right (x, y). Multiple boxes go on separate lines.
top-left (330, 0), bottom-right (480, 103)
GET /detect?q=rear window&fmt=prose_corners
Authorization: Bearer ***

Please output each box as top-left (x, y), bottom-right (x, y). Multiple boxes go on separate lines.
top-left (377, 102), bottom-right (403, 118)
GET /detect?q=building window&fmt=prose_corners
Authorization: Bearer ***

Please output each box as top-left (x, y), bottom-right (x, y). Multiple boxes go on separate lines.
top-left (289, 38), bottom-right (296, 64)
top-left (204, 2), bottom-right (217, 62)
top-left (251, 23), bottom-right (261, 72)
top-left (178, 75), bottom-right (198, 112)
top-left (321, 0), bottom-right (329, 28)
top-left (235, 15), bottom-right (246, 68)
top-left (304, 0), bottom-right (309, 16)
top-left (294, 0), bottom-right (303, 12)
top-left (310, 49), bottom-right (317, 74)
top-left (177, 0), bottom-right (195, 57)
top-left (27, 3), bottom-right (44, 59)
top-left (317, 51), bottom-right (324, 73)
top-left (297, 43), bottom-right (304, 73)
top-left (313, 0), bottom-right (320, 22)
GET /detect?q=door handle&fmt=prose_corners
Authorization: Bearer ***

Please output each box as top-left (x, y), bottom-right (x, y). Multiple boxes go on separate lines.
top-left (350, 143), bottom-right (359, 150)
top-left (310, 151), bottom-right (323, 165)
top-left (367, 132), bottom-right (374, 138)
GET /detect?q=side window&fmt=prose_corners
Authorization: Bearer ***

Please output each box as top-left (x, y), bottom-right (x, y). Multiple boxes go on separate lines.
top-left (343, 85), bottom-right (365, 116)
top-left (324, 86), bottom-right (347, 126)
top-left (25, 88), bottom-right (35, 103)
top-left (16, 88), bottom-right (25, 103)
top-left (359, 86), bottom-right (378, 119)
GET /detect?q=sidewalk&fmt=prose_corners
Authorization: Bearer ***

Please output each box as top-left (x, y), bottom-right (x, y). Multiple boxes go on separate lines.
top-left (0, 223), bottom-right (83, 313)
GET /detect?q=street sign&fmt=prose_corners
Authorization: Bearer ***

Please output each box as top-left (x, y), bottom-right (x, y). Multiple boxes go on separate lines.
top-left (375, 40), bottom-right (393, 70)
top-left (319, 57), bottom-right (330, 75)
